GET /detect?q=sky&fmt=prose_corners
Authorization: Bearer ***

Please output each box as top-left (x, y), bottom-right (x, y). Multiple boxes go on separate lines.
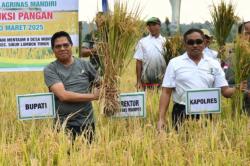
top-left (79, 0), bottom-right (250, 24)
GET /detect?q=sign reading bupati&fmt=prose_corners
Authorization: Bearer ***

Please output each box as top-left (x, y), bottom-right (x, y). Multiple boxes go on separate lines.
top-left (0, 0), bottom-right (78, 71)
top-left (185, 88), bottom-right (221, 115)
top-left (17, 93), bottom-right (55, 120)
top-left (114, 92), bottom-right (146, 118)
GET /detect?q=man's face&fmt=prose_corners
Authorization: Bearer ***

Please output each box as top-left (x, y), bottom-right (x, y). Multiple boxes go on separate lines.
top-left (53, 36), bottom-right (72, 63)
top-left (204, 36), bottom-right (212, 47)
top-left (147, 23), bottom-right (161, 36)
top-left (185, 32), bottom-right (205, 57)
top-left (243, 22), bottom-right (250, 41)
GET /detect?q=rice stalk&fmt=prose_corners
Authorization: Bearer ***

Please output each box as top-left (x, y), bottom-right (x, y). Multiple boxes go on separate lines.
top-left (97, 1), bottom-right (144, 116)
top-left (210, 0), bottom-right (238, 60)
top-left (162, 33), bottom-right (185, 65)
top-left (231, 36), bottom-right (250, 116)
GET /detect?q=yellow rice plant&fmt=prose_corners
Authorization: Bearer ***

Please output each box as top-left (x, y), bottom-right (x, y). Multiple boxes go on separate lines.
top-left (97, 1), bottom-right (144, 116)
top-left (210, 0), bottom-right (238, 60)
top-left (163, 33), bottom-right (185, 65)
top-left (231, 36), bottom-right (250, 116)
top-left (0, 64), bottom-right (250, 165)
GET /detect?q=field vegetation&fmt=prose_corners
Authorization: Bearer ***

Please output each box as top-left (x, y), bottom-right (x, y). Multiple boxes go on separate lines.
top-left (0, 62), bottom-right (249, 165)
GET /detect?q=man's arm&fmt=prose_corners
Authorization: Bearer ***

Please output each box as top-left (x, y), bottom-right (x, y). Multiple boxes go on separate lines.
top-left (136, 59), bottom-right (143, 90)
top-left (50, 82), bottom-right (99, 102)
top-left (158, 87), bottom-right (173, 130)
top-left (221, 86), bottom-right (235, 98)
top-left (221, 79), bottom-right (249, 98)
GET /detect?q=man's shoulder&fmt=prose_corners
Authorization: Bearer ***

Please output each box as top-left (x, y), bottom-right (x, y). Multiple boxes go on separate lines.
top-left (211, 49), bottom-right (218, 54)
top-left (204, 55), bottom-right (221, 67)
top-left (76, 57), bottom-right (88, 64)
top-left (139, 35), bottom-right (150, 42)
top-left (76, 57), bottom-right (93, 69)
top-left (170, 53), bottom-right (186, 62)
top-left (44, 60), bottom-right (58, 72)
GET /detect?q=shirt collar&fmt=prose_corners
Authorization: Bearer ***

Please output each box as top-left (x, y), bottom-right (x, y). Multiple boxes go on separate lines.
top-left (149, 34), bottom-right (162, 39)
top-left (182, 51), bottom-right (209, 61)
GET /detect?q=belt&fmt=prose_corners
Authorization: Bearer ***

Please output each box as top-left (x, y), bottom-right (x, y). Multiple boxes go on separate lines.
top-left (142, 83), bottom-right (161, 87)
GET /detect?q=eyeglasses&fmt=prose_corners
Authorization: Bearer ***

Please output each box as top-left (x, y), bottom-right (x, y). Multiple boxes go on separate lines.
top-left (186, 39), bottom-right (203, 46)
top-left (54, 43), bottom-right (71, 49)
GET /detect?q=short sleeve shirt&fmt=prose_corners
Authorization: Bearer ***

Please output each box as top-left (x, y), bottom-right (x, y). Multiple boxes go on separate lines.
top-left (134, 34), bottom-right (166, 84)
top-left (162, 52), bottom-right (228, 105)
top-left (203, 47), bottom-right (218, 60)
top-left (44, 57), bottom-right (98, 126)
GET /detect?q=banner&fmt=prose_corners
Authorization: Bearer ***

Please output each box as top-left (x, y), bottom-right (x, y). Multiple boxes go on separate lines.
top-left (0, 0), bottom-right (79, 72)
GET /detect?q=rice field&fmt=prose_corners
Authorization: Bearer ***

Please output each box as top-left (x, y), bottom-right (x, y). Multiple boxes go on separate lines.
top-left (0, 61), bottom-right (249, 165)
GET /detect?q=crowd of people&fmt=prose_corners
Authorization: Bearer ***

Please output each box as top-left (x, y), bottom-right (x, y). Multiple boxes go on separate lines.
top-left (43, 17), bottom-right (250, 143)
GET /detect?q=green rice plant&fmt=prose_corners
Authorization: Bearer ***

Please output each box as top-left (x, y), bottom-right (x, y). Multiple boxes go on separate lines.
top-left (210, 0), bottom-right (238, 60)
top-left (231, 36), bottom-right (250, 116)
top-left (97, 1), bottom-right (144, 116)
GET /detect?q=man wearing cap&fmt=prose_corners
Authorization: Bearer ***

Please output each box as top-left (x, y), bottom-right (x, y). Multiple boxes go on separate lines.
top-left (201, 28), bottom-right (218, 60)
top-left (134, 17), bottom-right (166, 90)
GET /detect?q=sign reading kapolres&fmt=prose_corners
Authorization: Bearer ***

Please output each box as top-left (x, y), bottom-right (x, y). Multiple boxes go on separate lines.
top-left (0, 0), bottom-right (78, 71)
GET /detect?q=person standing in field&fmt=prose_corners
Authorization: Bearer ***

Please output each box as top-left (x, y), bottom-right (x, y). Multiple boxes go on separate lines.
top-left (226, 21), bottom-right (250, 115)
top-left (44, 31), bottom-right (100, 143)
top-left (201, 28), bottom-right (218, 60)
top-left (157, 28), bottom-right (239, 131)
top-left (80, 12), bottom-right (106, 71)
top-left (134, 17), bottom-right (166, 90)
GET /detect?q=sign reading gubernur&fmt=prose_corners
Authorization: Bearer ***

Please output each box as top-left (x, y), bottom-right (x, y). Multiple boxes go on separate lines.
top-left (17, 93), bottom-right (55, 120)
top-left (185, 88), bottom-right (221, 115)
top-left (114, 92), bottom-right (146, 118)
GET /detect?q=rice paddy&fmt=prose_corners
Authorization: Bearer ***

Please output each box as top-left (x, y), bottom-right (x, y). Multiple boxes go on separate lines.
top-left (0, 61), bottom-right (249, 165)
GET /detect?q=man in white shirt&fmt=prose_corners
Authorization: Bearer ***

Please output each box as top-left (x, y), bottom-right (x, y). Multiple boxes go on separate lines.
top-left (134, 17), bottom-right (166, 90)
top-left (201, 28), bottom-right (218, 60)
top-left (158, 28), bottom-right (237, 131)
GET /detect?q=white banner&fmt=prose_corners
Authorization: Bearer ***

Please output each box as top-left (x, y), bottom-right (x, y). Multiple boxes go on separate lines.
top-left (0, 35), bottom-right (78, 48)
top-left (0, 0), bottom-right (79, 72)
top-left (0, 0), bottom-right (78, 11)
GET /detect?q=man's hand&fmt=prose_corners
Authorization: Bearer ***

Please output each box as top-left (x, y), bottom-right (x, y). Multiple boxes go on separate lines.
top-left (157, 119), bottom-right (166, 132)
top-left (136, 81), bottom-right (143, 91)
top-left (81, 48), bottom-right (97, 57)
top-left (239, 80), bottom-right (248, 92)
top-left (92, 87), bottom-right (100, 100)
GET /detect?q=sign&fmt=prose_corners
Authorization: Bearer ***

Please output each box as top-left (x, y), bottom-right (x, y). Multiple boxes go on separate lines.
top-left (185, 88), bottom-right (221, 115)
top-left (0, 0), bottom-right (79, 72)
top-left (17, 93), bottom-right (55, 120)
top-left (114, 92), bottom-right (146, 118)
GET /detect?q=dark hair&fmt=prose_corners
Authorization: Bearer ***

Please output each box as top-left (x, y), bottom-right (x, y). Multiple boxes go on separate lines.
top-left (51, 31), bottom-right (73, 49)
top-left (238, 21), bottom-right (250, 34)
top-left (183, 28), bottom-right (204, 42)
